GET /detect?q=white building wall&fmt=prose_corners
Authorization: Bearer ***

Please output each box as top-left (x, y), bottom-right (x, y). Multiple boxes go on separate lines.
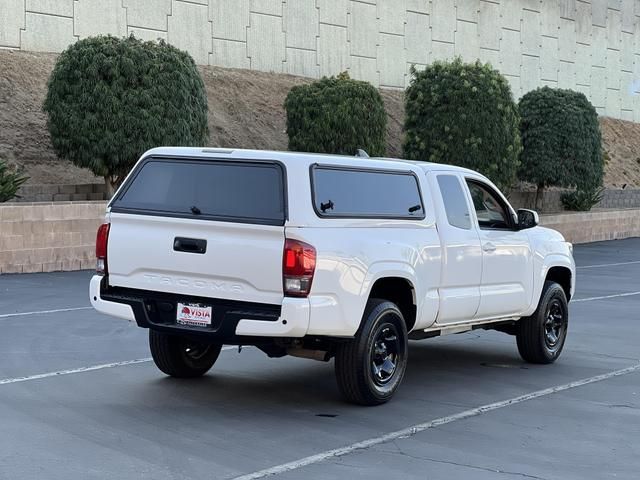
top-left (1, 0), bottom-right (640, 119)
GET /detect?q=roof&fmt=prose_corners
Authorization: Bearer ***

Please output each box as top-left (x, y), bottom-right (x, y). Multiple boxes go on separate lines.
top-left (141, 147), bottom-right (481, 176)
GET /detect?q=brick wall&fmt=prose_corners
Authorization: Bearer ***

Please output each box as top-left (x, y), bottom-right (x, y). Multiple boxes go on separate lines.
top-left (540, 208), bottom-right (640, 244)
top-left (0, 202), bottom-right (106, 274)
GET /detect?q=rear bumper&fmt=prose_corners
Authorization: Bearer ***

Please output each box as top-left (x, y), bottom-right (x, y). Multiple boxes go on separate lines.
top-left (89, 275), bottom-right (310, 341)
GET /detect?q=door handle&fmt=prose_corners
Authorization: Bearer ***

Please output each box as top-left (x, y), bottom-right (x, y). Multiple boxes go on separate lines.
top-left (173, 237), bottom-right (207, 254)
top-left (482, 242), bottom-right (496, 253)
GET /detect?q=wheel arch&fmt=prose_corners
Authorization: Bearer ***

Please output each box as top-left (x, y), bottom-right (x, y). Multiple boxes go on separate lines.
top-left (525, 253), bottom-right (575, 317)
top-left (546, 266), bottom-right (572, 301)
top-left (366, 276), bottom-right (417, 332)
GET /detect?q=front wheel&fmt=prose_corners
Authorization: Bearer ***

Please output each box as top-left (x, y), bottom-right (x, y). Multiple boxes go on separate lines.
top-left (149, 330), bottom-right (222, 378)
top-left (335, 299), bottom-right (408, 405)
top-left (516, 281), bottom-right (568, 364)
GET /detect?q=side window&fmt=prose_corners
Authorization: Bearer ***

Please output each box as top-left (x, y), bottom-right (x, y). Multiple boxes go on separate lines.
top-left (312, 166), bottom-right (424, 219)
top-left (465, 180), bottom-right (512, 230)
top-left (436, 175), bottom-right (471, 230)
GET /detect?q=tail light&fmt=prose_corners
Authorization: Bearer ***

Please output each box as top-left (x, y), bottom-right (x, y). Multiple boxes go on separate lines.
top-left (283, 239), bottom-right (316, 297)
top-left (96, 223), bottom-right (110, 275)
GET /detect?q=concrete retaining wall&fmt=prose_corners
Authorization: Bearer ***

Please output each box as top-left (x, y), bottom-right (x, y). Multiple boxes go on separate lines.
top-left (540, 208), bottom-right (640, 244)
top-left (12, 184), bottom-right (107, 203)
top-left (1, 0), bottom-right (639, 120)
top-left (509, 189), bottom-right (640, 213)
top-left (0, 202), bottom-right (638, 275)
top-left (0, 202), bottom-right (106, 274)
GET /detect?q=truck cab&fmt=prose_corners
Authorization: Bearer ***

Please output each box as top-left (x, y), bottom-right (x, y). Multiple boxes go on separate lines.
top-left (91, 148), bottom-right (575, 405)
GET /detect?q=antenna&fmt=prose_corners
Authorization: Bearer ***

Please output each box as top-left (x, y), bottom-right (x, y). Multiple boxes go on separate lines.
top-left (355, 149), bottom-right (370, 158)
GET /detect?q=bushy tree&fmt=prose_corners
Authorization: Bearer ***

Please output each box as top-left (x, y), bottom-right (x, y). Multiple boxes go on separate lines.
top-left (519, 87), bottom-right (603, 210)
top-left (44, 35), bottom-right (209, 195)
top-left (403, 59), bottom-right (521, 189)
top-left (285, 72), bottom-right (387, 156)
top-left (0, 159), bottom-right (28, 202)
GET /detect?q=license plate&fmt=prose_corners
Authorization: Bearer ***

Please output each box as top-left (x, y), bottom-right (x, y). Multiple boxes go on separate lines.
top-left (176, 303), bottom-right (212, 327)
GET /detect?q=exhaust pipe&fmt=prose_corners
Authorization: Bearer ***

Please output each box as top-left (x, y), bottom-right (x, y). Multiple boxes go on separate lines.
top-left (286, 348), bottom-right (330, 362)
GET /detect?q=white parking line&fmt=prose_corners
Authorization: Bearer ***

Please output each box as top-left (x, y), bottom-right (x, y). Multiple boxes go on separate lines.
top-left (0, 358), bottom-right (153, 385)
top-left (577, 260), bottom-right (640, 269)
top-left (572, 291), bottom-right (640, 302)
top-left (0, 346), bottom-right (236, 386)
top-left (232, 363), bottom-right (640, 480)
top-left (0, 306), bottom-right (92, 319)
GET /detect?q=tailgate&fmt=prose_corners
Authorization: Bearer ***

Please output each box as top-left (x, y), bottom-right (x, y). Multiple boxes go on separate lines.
top-left (105, 156), bottom-right (286, 305)
top-left (107, 214), bottom-right (284, 304)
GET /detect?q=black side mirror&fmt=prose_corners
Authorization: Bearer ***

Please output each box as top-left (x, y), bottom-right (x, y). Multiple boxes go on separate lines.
top-left (517, 209), bottom-right (539, 230)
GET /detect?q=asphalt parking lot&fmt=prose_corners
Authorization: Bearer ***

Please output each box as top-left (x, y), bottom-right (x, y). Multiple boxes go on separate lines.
top-left (0, 238), bottom-right (639, 480)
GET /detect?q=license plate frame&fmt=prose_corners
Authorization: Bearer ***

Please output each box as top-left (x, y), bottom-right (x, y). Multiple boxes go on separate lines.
top-left (176, 302), bottom-right (213, 327)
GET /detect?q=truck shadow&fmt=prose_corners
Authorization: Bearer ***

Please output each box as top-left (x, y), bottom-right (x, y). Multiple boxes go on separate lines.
top-left (136, 334), bottom-right (533, 411)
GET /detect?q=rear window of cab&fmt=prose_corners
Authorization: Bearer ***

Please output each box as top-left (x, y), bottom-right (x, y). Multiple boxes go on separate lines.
top-left (311, 165), bottom-right (425, 219)
top-left (111, 158), bottom-right (286, 226)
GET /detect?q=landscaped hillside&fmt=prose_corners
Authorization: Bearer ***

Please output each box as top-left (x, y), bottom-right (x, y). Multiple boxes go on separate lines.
top-left (0, 49), bottom-right (638, 187)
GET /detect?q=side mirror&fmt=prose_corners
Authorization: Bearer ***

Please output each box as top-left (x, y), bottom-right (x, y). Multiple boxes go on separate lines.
top-left (517, 209), bottom-right (539, 230)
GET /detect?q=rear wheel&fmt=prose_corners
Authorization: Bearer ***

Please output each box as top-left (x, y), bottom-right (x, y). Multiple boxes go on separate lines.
top-left (335, 299), bottom-right (408, 405)
top-left (149, 330), bottom-right (222, 378)
top-left (516, 281), bottom-right (568, 364)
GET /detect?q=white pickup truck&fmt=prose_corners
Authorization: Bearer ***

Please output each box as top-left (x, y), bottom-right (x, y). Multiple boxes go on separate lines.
top-left (91, 147), bottom-right (575, 405)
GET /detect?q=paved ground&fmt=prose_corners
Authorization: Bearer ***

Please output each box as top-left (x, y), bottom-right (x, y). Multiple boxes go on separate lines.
top-left (0, 238), bottom-right (639, 480)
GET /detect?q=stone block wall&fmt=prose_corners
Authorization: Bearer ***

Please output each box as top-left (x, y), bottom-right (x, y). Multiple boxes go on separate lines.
top-left (11, 184), bottom-right (107, 203)
top-left (540, 207), bottom-right (640, 243)
top-left (0, 201), bottom-right (106, 274)
top-left (2, 0), bottom-right (640, 120)
top-left (509, 188), bottom-right (640, 213)
top-left (0, 202), bottom-right (638, 276)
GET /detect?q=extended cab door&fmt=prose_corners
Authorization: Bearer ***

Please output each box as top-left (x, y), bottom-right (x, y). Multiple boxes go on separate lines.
top-left (464, 177), bottom-right (534, 319)
top-left (428, 172), bottom-right (482, 324)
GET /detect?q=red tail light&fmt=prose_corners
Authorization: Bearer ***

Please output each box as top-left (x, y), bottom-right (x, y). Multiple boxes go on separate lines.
top-left (283, 239), bottom-right (316, 297)
top-left (96, 223), bottom-right (110, 275)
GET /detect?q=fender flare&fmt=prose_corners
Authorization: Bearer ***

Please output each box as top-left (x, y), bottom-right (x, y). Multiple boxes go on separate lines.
top-left (357, 261), bottom-right (422, 330)
top-left (525, 254), bottom-right (575, 316)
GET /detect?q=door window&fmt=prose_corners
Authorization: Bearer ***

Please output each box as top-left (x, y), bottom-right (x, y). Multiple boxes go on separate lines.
top-left (466, 180), bottom-right (513, 230)
top-left (436, 175), bottom-right (471, 230)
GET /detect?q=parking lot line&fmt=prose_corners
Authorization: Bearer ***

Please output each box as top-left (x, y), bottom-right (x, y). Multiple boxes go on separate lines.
top-left (0, 358), bottom-right (153, 385)
top-left (231, 363), bottom-right (640, 480)
top-left (572, 291), bottom-right (640, 302)
top-left (0, 306), bottom-right (92, 319)
top-left (576, 260), bottom-right (640, 269)
top-left (0, 346), bottom-right (236, 386)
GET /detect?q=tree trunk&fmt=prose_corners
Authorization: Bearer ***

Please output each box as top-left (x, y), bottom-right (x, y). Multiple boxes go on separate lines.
top-left (535, 182), bottom-right (545, 212)
top-left (104, 176), bottom-right (118, 200)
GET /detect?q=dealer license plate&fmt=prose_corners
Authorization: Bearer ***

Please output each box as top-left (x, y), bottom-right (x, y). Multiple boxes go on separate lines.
top-left (176, 303), bottom-right (212, 327)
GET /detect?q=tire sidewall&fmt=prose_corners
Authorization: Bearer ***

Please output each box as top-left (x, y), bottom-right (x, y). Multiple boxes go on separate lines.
top-left (536, 284), bottom-right (569, 362)
top-left (359, 302), bottom-right (408, 402)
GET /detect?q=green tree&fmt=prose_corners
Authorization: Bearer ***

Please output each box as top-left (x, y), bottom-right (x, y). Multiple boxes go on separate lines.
top-left (285, 72), bottom-right (387, 156)
top-left (519, 87), bottom-right (603, 210)
top-left (403, 59), bottom-right (521, 189)
top-left (44, 35), bottom-right (209, 196)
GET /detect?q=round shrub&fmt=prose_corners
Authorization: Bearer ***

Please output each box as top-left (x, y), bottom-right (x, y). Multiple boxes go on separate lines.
top-left (44, 35), bottom-right (209, 195)
top-left (519, 87), bottom-right (603, 209)
top-left (285, 72), bottom-right (387, 156)
top-left (403, 59), bottom-right (521, 189)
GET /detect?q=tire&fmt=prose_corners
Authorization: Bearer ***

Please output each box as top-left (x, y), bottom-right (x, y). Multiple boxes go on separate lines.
top-left (149, 330), bottom-right (222, 378)
top-left (335, 298), bottom-right (408, 406)
top-left (516, 281), bottom-right (568, 364)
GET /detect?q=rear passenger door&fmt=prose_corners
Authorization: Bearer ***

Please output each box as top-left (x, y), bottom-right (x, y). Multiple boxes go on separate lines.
top-left (464, 178), bottom-right (534, 319)
top-left (429, 172), bottom-right (482, 324)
